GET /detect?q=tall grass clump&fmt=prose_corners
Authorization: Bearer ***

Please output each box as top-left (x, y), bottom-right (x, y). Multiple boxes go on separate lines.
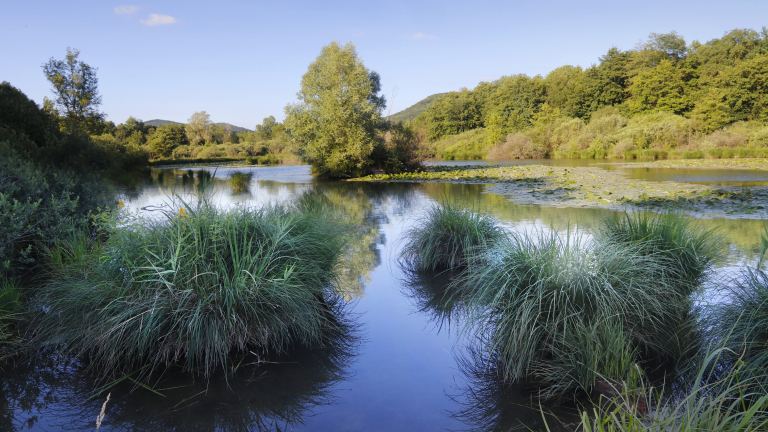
top-left (706, 227), bottom-right (768, 394)
top-left (577, 349), bottom-right (768, 432)
top-left (34, 195), bottom-right (350, 377)
top-left (461, 229), bottom-right (681, 395)
top-left (0, 278), bottom-right (22, 358)
top-left (597, 211), bottom-right (722, 363)
top-left (400, 201), bottom-right (504, 271)
top-left (598, 211), bottom-right (722, 295)
top-left (227, 170), bottom-right (253, 193)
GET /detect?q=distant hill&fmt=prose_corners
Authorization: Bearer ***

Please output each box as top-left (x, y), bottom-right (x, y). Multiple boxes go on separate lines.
top-left (388, 93), bottom-right (446, 124)
top-left (145, 119), bottom-right (180, 127)
top-left (145, 119), bottom-right (252, 133)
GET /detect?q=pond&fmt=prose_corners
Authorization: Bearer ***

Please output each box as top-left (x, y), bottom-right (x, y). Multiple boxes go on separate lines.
top-left (2, 161), bottom-right (766, 431)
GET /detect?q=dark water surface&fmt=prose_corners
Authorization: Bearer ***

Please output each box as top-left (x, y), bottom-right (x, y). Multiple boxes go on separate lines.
top-left (1, 162), bottom-right (765, 431)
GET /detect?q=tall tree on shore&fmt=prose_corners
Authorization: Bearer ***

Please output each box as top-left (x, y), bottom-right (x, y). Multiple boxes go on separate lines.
top-left (42, 48), bottom-right (103, 132)
top-left (285, 41), bottom-right (386, 178)
top-left (185, 111), bottom-right (213, 145)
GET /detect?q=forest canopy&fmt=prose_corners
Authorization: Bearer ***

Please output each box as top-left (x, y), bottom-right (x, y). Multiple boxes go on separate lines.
top-left (409, 28), bottom-right (768, 160)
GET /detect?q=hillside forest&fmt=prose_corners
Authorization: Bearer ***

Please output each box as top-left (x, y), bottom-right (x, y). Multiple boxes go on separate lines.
top-left (410, 28), bottom-right (768, 160)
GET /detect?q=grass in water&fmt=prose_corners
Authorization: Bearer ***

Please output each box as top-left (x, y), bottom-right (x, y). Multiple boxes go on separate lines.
top-left (598, 211), bottom-right (723, 364)
top-left (34, 194), bottom-right (350, 378)
top-left (574, 348), bottom-right (768, 432)
top-left (706, 225), bottom-right (768, 395)
top-left (400, 201), bottom-right (504, 272)
top-left (227, 170), bottom-right (253, 193)
top-left (460, 228), bottom-right (686, 395)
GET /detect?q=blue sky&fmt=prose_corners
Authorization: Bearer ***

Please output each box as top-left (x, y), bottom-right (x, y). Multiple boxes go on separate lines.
top-left (2, 1), bottom-right (767, 129)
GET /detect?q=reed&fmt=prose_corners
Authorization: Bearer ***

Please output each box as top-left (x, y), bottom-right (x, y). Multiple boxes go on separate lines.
top-left (34, 195), bottom-right (349, 377)
top-left (400, 201), bottom-right (504, 271)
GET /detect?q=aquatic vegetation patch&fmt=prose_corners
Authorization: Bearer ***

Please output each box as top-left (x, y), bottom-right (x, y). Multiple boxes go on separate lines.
top-left (618, 158), bottom-right (768, 171)
top-left (34, 197), bottom-right (350, 377)
top-left (461, 228), bottom-right (685, 394)
top-left (400, 201), bottom-right (504, 271)
top-left (576, 348), bottom-right (768, 432)
top-left (227, 170), bottom-right (253, 193)
top-left (355, 164), bottom-right (768, 218)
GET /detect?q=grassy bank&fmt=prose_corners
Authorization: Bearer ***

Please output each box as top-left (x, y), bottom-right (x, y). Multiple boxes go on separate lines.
top-left (34, 194), bottom-right (350, 377)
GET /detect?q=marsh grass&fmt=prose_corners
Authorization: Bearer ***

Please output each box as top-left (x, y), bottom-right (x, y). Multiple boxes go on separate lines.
top-left (534, 320), bottom-right (639, 399)
top-left (227, 170), bottom-right (253, 193)
top-left (598, 211), bottom-right (722, 364)
top-left (0, 278), bottom-right (22, 358)
top-left (575, 349), bottom-right (768, 432)
top-left (705, 229), bottom-right (768, 394)
top-left (598, 211), bottom-right (722, 295)
top-left (460, 228), bottom-right (683, 395)
top-left (400, 201), bottom-right (504, 271)
top-left (35, 194), bottom-right (350, 378)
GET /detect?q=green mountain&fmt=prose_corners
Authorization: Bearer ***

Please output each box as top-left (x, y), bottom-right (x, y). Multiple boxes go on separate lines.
top-left (388, 93), bottom-right (446, 124)
top-left (145, 119), bottom-right (252, 133)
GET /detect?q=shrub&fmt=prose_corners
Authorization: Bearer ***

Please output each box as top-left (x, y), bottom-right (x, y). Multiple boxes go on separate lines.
top-left (487, 133), bottom-right (546, 159)
top-left (400, 201), bottom-right (504, 272)
top-left (0, 142), bottom-right (111, 276)
top-left (34, 196), bottom-right (350, 377)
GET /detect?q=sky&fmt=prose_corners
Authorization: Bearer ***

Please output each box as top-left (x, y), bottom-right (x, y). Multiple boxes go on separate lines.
top-left (2, 0), bottom-right (767, 130)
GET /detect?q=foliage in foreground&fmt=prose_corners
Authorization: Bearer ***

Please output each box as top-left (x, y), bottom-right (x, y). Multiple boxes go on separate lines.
top-left (400, 201), bottom-right (504, 271)
top-left (575, 349), bottom-right (768, 432)
top-left (34, 196), bottom-right (350, 377)
top-left (705, 226), bottom-right (768, 395)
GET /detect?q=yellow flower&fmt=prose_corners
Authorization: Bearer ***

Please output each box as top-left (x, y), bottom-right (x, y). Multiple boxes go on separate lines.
top-left (178, 208), bottom-right (190, 219)
top-left (118, 201), bottom-right (124, 208)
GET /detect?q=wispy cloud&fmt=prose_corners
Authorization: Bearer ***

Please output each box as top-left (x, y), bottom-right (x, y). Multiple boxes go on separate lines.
top-left (114, 5), bottom-right (139, 15)
top-left (409, 32), bottom-right (438, 40)
top-left (140, 13), bottom-right (178, 26)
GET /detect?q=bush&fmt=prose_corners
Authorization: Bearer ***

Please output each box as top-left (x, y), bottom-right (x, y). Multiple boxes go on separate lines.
top-left (0, 142), bottom-right (111, 276)
top-left (34, 196), bottom-right (351, 377)
top-left (400, 201), bottom-right (504, 272)
top-left (487, 133), bottom-right (546, 159)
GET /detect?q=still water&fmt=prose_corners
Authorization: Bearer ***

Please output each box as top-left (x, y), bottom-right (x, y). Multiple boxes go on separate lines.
top-left (1, 162), bottom-right (765, 431)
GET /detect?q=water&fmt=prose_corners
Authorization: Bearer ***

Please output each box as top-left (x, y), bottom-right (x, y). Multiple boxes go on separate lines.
top-left (2, 161), bottom-right (765, 431)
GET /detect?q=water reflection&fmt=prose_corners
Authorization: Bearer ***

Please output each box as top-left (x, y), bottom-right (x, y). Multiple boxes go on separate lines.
top-left (447, 349), bottom-right (581, 432)
top-left (1, 322), bottom-right (360, 431)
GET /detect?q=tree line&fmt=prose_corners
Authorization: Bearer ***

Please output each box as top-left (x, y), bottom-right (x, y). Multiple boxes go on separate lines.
top-left (411, 28), bottom-right (768, 159)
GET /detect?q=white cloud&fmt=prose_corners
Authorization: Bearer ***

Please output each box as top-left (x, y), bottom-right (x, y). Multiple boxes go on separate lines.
top-left (114, 5), bottom-right (139, 15)
top-left (409, 32), bottom-right (438, 40)
top-left (140, 13), bottom-right (178, 26)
